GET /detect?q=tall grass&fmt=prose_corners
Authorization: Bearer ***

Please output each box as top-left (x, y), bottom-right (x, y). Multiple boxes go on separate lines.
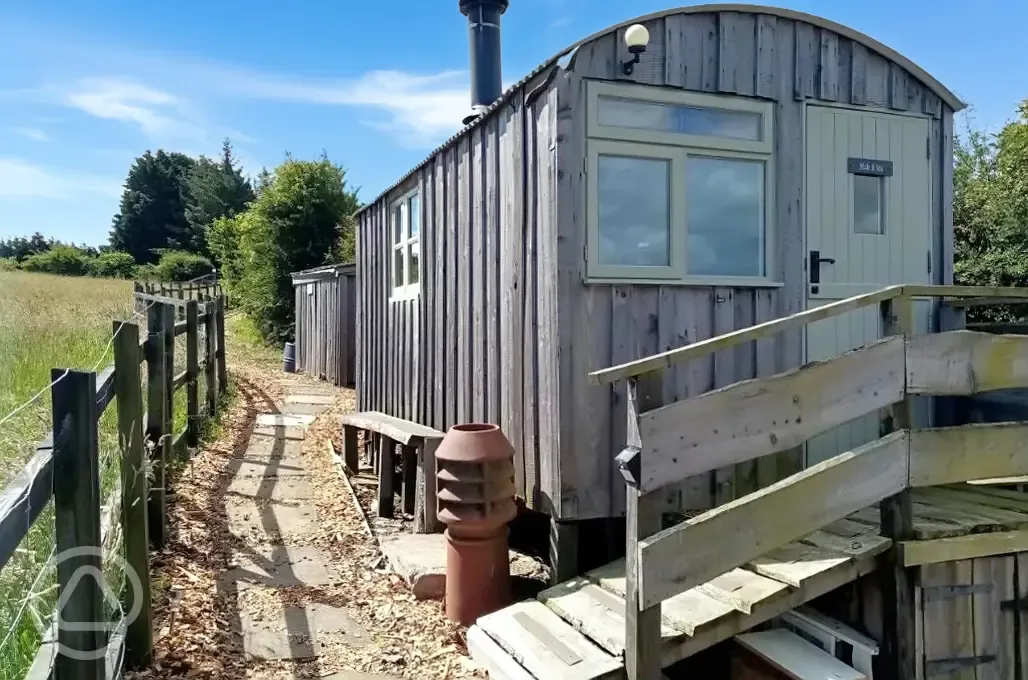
top-left (0, 271), bottom-right (134, 678)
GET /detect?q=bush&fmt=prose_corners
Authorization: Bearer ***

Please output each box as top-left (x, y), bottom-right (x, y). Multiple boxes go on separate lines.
top-left (133, 263), bottom-right (159, 281)
top-left (0, 257), bottom-right (17, 271)
top-left (20, 245), bottom-right (92, 276)
top-left (154, 250), bottom-right (214, 282)
top-left (221, 155), bottom-right (359, 342)
top-left (89, 251), bottom-right (137, 279)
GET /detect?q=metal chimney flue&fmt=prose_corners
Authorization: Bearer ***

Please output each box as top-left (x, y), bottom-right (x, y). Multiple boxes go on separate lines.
top-left (459, 0), bottom-right (509, 125)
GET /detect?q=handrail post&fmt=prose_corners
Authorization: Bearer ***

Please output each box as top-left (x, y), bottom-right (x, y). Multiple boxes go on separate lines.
top-left (145, 305), bottom-right (167, 548)
top-left (185, 300), bottom-right (200, 448)
top-left (51, 368), bottom-right (104, 678)
top-left (112, 320), bottom-right (153, 668)
top-left (623, 369), bottom-right (663, 680)
top-left (879, 295), bottom-right (917, 680)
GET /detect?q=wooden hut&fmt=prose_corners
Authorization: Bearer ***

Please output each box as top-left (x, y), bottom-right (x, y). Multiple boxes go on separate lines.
top-left (354, 3), bottom-right (964, 575)
top-left (292, 263), bottom-right (356, 386)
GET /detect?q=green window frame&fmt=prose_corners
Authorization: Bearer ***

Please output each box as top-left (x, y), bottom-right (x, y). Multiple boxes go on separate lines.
top-left (584, 81), bottom-right (779, 286)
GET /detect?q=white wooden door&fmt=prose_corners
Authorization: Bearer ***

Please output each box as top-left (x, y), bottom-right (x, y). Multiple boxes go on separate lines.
top-left (804, 106), bottom-right (932, 465)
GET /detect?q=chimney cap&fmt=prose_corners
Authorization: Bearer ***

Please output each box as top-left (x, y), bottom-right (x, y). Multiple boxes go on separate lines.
top-left (459, 0), bottom-right (509, 16)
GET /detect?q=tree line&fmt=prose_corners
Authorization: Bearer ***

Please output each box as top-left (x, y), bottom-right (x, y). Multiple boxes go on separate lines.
top-left (2, 139), bottom-right (360, 343)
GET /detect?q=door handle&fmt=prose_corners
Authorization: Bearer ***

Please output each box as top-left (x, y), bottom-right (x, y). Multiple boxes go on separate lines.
top-left (809, 250), bottom-right (836, 285)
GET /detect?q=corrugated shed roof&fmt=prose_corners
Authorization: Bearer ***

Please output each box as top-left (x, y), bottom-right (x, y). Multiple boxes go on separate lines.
top-left (355, 4), bottom-right (963, 216)
top-left (291, 262), bottom-right (356, 283)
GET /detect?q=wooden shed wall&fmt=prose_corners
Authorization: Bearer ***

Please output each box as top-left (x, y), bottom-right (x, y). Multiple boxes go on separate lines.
top-left (356, 76), bottom-right (559, 511)
top-left (293, 271), bottom-right (356, 386)
top-left (552, 9), bottom-right (955, 521)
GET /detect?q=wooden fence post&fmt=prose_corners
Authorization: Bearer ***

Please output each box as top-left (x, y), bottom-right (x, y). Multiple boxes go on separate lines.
top-left (623, 370), bottom-right (664, 680)
top-left (145, 305), bottom-right (167, 548)
top-left (879, 295), bottom-right (917, 680)
top-left (215, 296), bottom-right (228, 394)
top-left (162, 303), bottom-right (174, 437)
top-left (51, 368), bottom-right (104, 678)
top-left (204, 300), bottom-right (218, 417)
top-left (176, 285), bottom-right (184, 321)
top-left (185, 300), bottom-right (200, 448)
top-left (112, 320), bottom-right (153, 668)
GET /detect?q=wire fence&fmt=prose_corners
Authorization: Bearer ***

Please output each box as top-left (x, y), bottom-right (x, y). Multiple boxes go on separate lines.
top-left (0, 281), bottom-right (227, 680)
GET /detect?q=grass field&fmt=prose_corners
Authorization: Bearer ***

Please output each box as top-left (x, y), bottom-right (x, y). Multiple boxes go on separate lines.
top-left (0, 271), bottom-right (136, 678)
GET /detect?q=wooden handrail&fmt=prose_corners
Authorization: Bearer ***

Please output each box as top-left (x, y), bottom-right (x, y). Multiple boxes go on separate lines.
top-left (588, 284), bottom-right (1028, 386)
top-left (589, 285), bottom-right (904, 386)
top-left (634, 421), bottom-right (1028, 609)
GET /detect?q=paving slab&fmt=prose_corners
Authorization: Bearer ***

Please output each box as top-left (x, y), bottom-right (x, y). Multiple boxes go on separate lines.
top-left (379, 534), bottom-right (448, 600)
top-left (279, 402), bottom-right (331, 417)
top-left (237, 594), bottom-right (370, 660)
top-left (228, 474), bottom-right (314, 502)
top-left (379, 533), bottom-right (547, 601)
top-left (252, 425), bottom-right (307, 440)
top-left (226, 500), bottom-right (315, 539)
top-left (285, 394), bottom-right (337, 405)
top-left (232, 458), bottom-right (308, 478)
top-left (257, 413), bottom-right (316, 428)
top-left (243, 435), bottom-right (305, 459)
top-left (226, 546), bottom-right (340, 587)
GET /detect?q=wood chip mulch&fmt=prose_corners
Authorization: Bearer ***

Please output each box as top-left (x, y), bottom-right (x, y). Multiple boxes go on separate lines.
top-left (128, 348), bottom-right (488, 680)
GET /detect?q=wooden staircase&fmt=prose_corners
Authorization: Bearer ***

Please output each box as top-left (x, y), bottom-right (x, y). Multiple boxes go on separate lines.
top-left (468, 285), bottom-right (1028, 679)
top-left (471, 484), bottom-right (1028, 678)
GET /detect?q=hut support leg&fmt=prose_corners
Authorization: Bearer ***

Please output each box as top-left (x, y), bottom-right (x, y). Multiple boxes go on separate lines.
top-left (549, 519), bottom-right (579, 584)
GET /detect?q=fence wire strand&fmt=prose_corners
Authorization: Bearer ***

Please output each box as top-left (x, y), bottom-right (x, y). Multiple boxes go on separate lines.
top-left (0, 291), bottom-right (165, 675)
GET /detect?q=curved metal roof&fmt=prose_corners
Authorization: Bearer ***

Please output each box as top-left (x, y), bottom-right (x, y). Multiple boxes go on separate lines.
top-left (356, 4), bottom-right (962, 215)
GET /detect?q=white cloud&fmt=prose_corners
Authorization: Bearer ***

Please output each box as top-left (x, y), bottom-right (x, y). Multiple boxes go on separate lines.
top-left (222, 69), bottom-right (473, 149)
top-left (10, 126), bottom-right (50, 142)
top-left (0, 158), bottom-right (121, 200)
top-left (62, 77), bottom-right (204, 140)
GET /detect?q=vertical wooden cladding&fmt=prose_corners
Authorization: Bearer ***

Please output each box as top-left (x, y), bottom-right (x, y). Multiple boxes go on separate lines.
top-left (557, 10), bottom-right (950, 520)
top-left (357, 85), bottom-right (552, 511)
top-left (291, 266), bottom-right (356, 386)
top-left (357, 8), bottom-right (957, 522)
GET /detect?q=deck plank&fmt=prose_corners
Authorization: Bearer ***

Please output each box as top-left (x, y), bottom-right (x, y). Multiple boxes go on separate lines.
top-left (476, 600), bottom-right (622, 679)
top-left (697, 568), bottom-right (791, 614)
top-left (538, 577), bottom-right (682, 658)
top-left (748, 543), bottom-right (853, 588)
top-left (801, 526), bottom-right (891, 557)
top-left (942, 485), bottom-right (1028, 514)
top-left (586, 559), bottom-right (736, 636)
top-left (915, 488), bottom-right (1028, 529)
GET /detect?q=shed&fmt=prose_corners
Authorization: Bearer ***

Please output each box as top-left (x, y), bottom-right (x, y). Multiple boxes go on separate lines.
top-left (355, 3), bottom-right (964, 569)
top-left (292, 262), bottom-right (356, 387)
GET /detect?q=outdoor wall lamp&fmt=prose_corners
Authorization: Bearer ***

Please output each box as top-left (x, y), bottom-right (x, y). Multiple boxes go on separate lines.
top-left (621, 24), bottom-right (650, 75)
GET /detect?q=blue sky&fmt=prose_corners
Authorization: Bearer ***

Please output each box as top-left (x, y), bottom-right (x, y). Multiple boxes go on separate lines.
top-left (0, 0), bottom-right (1023, 246)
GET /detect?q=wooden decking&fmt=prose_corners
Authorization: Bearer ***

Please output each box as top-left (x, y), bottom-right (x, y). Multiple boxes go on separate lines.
top-left (470, 485), bottom-right (1028, 679)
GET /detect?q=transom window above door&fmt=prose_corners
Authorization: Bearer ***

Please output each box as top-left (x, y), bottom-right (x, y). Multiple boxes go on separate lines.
top-left (585, 81), bottom-right (776, 286)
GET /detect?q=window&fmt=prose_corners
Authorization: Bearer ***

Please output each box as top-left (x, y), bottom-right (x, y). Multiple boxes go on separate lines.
top-left (390, 189), bottom-right (420, 300)
top-left (853, 174), bottom-right (884, 235)
top-left (585, 81), bottom-right (775, 284)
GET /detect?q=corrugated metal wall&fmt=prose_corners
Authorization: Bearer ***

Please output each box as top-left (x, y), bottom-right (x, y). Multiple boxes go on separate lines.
top-left (293, 265), bottom-right (356, 386)
top-left (356, 77), bottom-right (558, 511)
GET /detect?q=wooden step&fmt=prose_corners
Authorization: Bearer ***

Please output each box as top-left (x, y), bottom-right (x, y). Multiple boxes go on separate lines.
top-left (475, 600), bottom-right (622, 679)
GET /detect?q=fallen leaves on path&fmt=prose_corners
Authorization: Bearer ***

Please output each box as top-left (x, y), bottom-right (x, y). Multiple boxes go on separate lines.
top-left (131, 344), bottom-right (488, 679)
